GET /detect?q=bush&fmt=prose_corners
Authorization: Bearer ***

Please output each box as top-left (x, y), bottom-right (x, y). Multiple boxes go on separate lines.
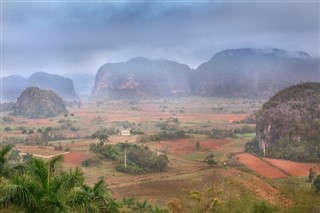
top-left (91, 143), bottom-right (169, 174)
top-left (81, 159), bottom-right (93, 167)
top-left (208, 129), bottom-right (236, 139)
top-left (4, 127), bottom-right (12, 132)
top-left (149, 130), bottom-right (189, 141)
top-left (313, 175), bottom-right (320, 193)
top-left (2, 116), bottom-right (14, 123)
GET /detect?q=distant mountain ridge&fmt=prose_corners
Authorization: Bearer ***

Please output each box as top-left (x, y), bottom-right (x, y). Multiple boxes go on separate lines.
top-left (194, 48), bottom-right (319, 98)
top-left (2, 48), bottom-right (319, 101)
top-left (1, 72), bottom-right (78, 100)
top-left (90, 48), bottom-right (319, 100)
top-left (1, 75), bottom-right (28, 99)
top-left (91, 57), bottom-right (193, 99)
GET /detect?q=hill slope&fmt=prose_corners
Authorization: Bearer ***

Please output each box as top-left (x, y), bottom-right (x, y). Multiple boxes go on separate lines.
top-left (1, 72), bottom-right (78, 100)
top-left (1, 75), bottom-right (27, 100)
top-left (27, 72), bottom-right (78, 100)
top-left (194, 48), bottom-right (319, 98)
top-left (247, 82), bottom-right (320, 162)
top-left (91, 57), bottom-right (193, 99)
top-left (13, 87), bottom-right (68, 118)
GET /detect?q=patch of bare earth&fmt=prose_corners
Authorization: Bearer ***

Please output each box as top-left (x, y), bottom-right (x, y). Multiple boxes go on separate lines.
top-left (63, 152), bottom-right (96, 166)
top-left (236, 153), bottom-right (287, 179)
top-left (160, 139), bottom-right (230, 155)
top-left (263, 158), bottom-right (320, 177)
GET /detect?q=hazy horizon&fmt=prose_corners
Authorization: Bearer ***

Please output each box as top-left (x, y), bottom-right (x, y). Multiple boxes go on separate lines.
top-left (2, 1), bottom-right (319, 77)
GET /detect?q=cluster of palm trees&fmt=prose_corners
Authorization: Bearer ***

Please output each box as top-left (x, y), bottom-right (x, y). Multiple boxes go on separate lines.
top-left (0, 144), bottom-right (119, 212)
top-left (0, 144), bottom-right (169, 213)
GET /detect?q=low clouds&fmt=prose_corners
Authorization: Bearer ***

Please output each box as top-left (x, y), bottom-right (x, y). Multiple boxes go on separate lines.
top-left (2, 1), bottom-right (319, 76)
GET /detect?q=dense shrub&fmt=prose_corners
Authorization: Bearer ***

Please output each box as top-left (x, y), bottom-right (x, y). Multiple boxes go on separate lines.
top-left (91, 143), bottom-right (169, 174)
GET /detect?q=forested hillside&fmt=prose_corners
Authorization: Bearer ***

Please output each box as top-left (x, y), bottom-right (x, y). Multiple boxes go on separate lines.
top-left (246, 82), bottom-right (320, 161)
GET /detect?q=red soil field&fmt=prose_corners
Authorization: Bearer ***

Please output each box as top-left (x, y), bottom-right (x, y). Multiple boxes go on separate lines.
top-left (236, 153), bottom-right (287, 179)
top-left (263, 158), bottom-right (320, 177)
top-left (63, 152), bottom-right (96, 165)
top-left (160, 139), bottom-right (230, 155)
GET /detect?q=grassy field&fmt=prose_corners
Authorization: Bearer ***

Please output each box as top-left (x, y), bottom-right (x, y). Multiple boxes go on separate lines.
top-left (2, 97), bottom-right (320, 211)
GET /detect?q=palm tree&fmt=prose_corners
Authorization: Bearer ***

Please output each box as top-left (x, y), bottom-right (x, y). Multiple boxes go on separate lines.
top-left (134, 200), bottom-right (150, 213)
top-left (0, 155), bottom-right (119, 213)
top-left (122, 197), bottom-right (136, 209)
top-left (0, 145), bottom-right (25, 178)
top-left (0, 144), bottom-right (12, 177)
top-left (0, 155), bottom-right (84, 212)
top-left (8, 149), bottom-right (21, 163)
top-left (68, 179), bottom-right (119, 213)
top-left (23, 152), bottom-right (33, 162)
top-left (148, 205), bottom-right (168, 213)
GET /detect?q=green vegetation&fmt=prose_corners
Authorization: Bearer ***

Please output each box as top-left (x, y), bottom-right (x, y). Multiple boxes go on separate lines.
top-left (90, 143), bottom-right (168, 174)
top-left (249, 82), bottom-right (320, 161)
top-left (13, 87), bottom-right (68, 118)
top-left (120, 198), bottom-right (168, 213)
top-left (251, 201), bottom-right (278, 213)
top-left (91, 127), bottom-right (111, 144)
top-left (204, 154), bottom-right (217, 167)
top-left (0, 145), bottom-right (169, 213)
top-left (139, 130), bottom-right (188, 142)
top-left (313, 175), bottom-right (320, 194)
top-left (0, 145), bottom-right (118, 212)
top-left (1, 116), bottom-right (14, 123)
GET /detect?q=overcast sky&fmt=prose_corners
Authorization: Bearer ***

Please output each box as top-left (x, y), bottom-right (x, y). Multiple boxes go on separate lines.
top-left (1, 1), bottom-right (319, 77)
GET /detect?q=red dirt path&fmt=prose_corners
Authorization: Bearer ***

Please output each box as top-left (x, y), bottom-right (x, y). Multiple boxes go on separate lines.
top-left (63, 152), bottom-right (96, 166)
top-left (263, 158), bottom-right (320, 177)
top-left (236, 153), bottom-right (287, 179)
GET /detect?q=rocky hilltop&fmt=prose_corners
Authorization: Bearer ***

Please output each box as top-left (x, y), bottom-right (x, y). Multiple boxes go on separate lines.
top-left (246, 82), bottom-right (320, 162)
top-left (91, 57), bottom-right (193, 99)
top-left (1, 72), bottom-right (78, 100)
top-left (91, 48), bottom-right (319, 100)
top-left (13, 87), bottom-right (68, 118)
top-left (194, 48), bottom-right (319, 98)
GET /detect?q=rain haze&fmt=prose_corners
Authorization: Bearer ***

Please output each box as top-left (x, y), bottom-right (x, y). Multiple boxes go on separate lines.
top-left (1, 1), bottom-right (320, 77)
